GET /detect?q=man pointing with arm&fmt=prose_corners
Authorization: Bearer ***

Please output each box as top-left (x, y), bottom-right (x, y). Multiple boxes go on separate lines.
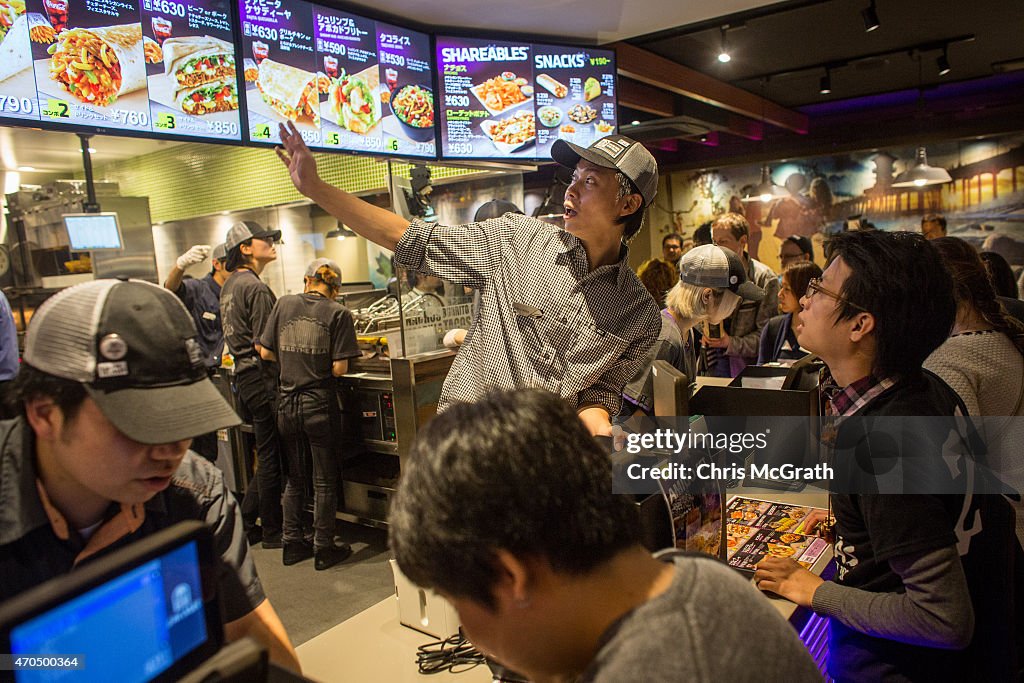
top-left (276, 122), bottom-right (660, 436)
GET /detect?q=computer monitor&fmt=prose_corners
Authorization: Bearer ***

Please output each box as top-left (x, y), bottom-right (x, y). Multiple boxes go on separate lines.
top-left (0, 521), bottom-right (223, 683)
top-left (63, 213), bottom-right (124, 251)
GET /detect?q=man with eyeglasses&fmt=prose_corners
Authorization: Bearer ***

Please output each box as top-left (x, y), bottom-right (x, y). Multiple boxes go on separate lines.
top-left (753, 229), bottom-right (1017, 682)
top-left (778, 235), bottom-right (813, 269)
top-left (220, 221), bottom-right (285, 548)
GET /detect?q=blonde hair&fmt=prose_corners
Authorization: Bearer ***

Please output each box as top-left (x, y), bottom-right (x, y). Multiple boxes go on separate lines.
top-left (665, 281), bottom-right (725, 322)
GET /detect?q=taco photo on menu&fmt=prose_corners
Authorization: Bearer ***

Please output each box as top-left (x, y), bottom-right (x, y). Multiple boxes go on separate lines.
top-left (328, 72), bottom-right (380, 134)
top-left (47, 24), bottom-right (146, 106)
top-left (176, 79), bottom-right (237, 115)
top-left (0, 14), bottom-right (30, 83)
top-left (256, 59), bottom-right (319, 125)
top-left (163, 36), bottom-right (235, 89)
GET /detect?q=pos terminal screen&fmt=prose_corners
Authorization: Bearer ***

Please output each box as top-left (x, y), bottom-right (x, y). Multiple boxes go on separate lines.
top-left (9, 540), bottom-right (209, 683)
top-left (63, 213), bottom-right (124, 250)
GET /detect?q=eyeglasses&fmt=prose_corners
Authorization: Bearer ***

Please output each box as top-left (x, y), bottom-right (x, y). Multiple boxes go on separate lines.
top-left (805, 278), bottom-right (868, 312)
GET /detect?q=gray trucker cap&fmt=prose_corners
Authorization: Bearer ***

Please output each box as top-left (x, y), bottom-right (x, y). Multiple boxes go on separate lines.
top-left (550, 134), bottom-right (658, 207)
top-left (679, 244), bottom-right (765, 302)
top-left (224, 220), bottom-right (281, 252)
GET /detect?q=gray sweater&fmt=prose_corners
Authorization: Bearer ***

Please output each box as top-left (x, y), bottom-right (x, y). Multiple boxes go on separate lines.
top-left (580, 556), bottom-right (822, 682)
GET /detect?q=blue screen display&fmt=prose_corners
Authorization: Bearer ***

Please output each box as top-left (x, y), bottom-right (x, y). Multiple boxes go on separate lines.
top-left (11, 541), bottom-right (208, 683)
top-left (63, 215), bottom-right (123, 251)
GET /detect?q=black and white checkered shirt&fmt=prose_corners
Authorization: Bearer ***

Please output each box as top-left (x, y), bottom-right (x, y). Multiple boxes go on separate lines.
top-left (394, 214), bottom-right (660, 416)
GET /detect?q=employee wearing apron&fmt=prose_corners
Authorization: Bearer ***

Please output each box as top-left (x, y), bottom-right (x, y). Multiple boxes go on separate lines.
top-left (220, 221), bottom-right (284, 548)
top-left (259, 258), bottom-right (360, 570)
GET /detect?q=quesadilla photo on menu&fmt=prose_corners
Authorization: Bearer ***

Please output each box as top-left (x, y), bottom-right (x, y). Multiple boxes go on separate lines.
top-left (0, 13), bottom-right (30, 83)
top-left (256, 59), bottom-right (319, 125)
top-left (47, 24), bottom-right (146, 106)
top-left (163, 36), bottom-right (235, 89)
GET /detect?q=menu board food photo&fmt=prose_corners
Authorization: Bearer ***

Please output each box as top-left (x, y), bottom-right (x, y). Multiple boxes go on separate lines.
top-left (0, 0), bottom-right (38, 121)
top-left (238, 0), bottom-right (319, 146)
top-left (725, 496), bottom-right (831, 573)
top-left (140, 0), bottom-right (241, 140)
top-left (315, 7), bottom-right (380, 153)
top-left (436, 36), bottom-right (616, 161)
top-left (375, 21), bottom-right (434, 158)
top-left (24, 0), bottom-right (152, 131)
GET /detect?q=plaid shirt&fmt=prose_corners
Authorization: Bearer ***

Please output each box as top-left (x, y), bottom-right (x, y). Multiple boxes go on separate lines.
top-left (394, 215), bottom-right (660, 416)
top-left (819, 368), bottom-right (898, 417)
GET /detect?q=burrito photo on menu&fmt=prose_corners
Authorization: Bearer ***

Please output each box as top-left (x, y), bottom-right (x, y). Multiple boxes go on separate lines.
top-left (0, 13), bottom-right (30, 83)
top-left (176, 80), bottom-right (237, 115)
top-left (0, 0), bottom-right (26, 42)
top-left (47, 25), bottom-right (146, 106)
top-left (256, 59), bottom-right (319, 125)
top-left (163, 36), bottom-right (235, 89)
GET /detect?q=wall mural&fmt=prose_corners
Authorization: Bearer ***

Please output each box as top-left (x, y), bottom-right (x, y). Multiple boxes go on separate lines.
top-left (662, 133), bottom-right (1024, 274)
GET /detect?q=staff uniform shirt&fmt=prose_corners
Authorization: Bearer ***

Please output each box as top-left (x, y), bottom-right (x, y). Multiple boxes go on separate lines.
top-left (0, 417), bottom-right (265, 622)
top-left (259, 292), bottom-right (360, 392)
top-left (393, 214), bottom-right (660, 416)
top-left (220, 268), bottom-right (276, 368)
top-left (0, 290), bottom-right (18, 381)
top-left (174, 273), bottom-right (225, 369)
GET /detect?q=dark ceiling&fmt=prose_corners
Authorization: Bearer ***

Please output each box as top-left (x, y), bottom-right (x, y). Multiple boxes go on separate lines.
top-left (615, 0), bottom-right (1024, 169)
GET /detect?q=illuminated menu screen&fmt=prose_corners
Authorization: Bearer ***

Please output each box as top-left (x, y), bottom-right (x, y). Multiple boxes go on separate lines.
top-left (0, 0), bottom-right (242, 138)
top-left (238, 0), bottom-right (435, 157)
top-left (436, 36), bottom-right (616, 161)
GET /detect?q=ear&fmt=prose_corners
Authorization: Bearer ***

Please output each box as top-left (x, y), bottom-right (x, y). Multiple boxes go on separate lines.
top-left (491, 549), bottom-right (533, 609)
top-left (24, 397), bottom-right (64, 442)
top-left (847, 312), bottom-right (876, 342)
top-left (619, 193), bottom-right (643, 218)
top-left (700, 288), bottom-right (713, 305)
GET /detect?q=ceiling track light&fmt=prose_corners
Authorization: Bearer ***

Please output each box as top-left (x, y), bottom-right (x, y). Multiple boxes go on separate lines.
top-left (937, 48), bottom-right (951, 76)
top-left (861, 0), bottom-right (880, 32)
top-left (717, 26), bottom-right (731, 63)
top-left (819, 69), bottom-right (832, 95)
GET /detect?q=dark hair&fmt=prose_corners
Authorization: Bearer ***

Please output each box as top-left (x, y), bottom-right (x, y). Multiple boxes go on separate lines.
top-left (693, 222), bottom-right (713, 247)
top-left (782, 261), bottom-right (823, 299)
top-left (637, 258), bottom-right (677, 306)
top-left (662, 232), bottom-right (683, 248)
top-left (225, 240), bottom-right (253, 272)
top-left (825, 230), bottom-right (955, 376)
top-left (784, 235), bottom-right (814, 261)
top-left (922, 213), bottom-right (947, 230)
top-left (932, 238), bottom-right (1024, 355)
top-left (11, 364), bottom-right (88, 421)
top-left (389, 389), bottom-right (640, 609)
top-left (979, 251), bottom-right (1019, 299)
top-left (614, 172), bottom-right (645, 240)
top-left (474, 199), bottom-right (523, 222)
top-left (711, 212), bottom-right (749, 240)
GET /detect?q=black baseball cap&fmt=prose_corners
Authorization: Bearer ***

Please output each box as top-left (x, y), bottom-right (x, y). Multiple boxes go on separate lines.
top-left (224, 220), bottom-right (281, 252)
top-left (550, 135), bottom-right (658, 207)
top-left (784, 235), bottom-right (814, 260)
top-left (23, 279), bottom-right (240, 444)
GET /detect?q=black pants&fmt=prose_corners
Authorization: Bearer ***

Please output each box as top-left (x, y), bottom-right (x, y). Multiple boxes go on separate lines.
top-left (278, 387), bottom-right (341, 550)
top-left (233, 362), bottom-right (283, 537)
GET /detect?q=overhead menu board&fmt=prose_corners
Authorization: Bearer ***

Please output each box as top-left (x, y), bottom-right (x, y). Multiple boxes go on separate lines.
top-left (0, 0), bottom-right (242, 138)
top-left (238, 0), bottom-right (435, 158)
top-left (436, 36), bottom-right (616, 161)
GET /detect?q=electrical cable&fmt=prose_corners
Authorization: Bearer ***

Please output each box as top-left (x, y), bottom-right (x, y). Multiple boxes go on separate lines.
top-left (415, 631), bottom-right (487, 674)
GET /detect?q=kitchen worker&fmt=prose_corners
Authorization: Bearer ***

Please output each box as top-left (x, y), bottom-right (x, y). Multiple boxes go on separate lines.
top-left (163, 241), bottom-right (229, 462)
top-left (258, 258), bottom-right (360, 571)
top-left (220, 221), bottom-right (284, 548)
top-left (0, 279), bottom-right (301, 672)
top-left (277, 123), bottom-right (660, 436)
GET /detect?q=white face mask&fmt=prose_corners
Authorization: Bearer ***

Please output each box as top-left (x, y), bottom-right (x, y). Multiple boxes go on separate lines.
top-left (707, 289), bottom-right (742, 324)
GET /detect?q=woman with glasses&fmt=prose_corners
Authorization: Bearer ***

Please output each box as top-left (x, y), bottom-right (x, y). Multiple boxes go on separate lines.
top-left (757, 261), bottom-right (822, 365)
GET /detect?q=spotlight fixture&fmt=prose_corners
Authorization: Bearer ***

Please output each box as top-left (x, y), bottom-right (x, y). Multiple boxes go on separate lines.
top-left (326, 225), bottom-right (358, 241)
top-left (819, 69), bottom-right (832, 95)
top-left (892, 147), bottom-right (952, 188)
top-left (717, 26), bottom-right (731, 63)
top-left (936, 49), bottom-right (951, 76)
top-left (631, 120), bottom-right (640, 126)
top-left (861, 0), bottom-right (880, 32)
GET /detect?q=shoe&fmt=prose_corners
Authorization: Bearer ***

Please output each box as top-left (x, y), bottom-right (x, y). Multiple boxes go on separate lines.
top-left (261, 532), bottom-right (283, 550)
top-left (314, 542), bottom-right (352, 571)
top-left (282, 540), bottom-right (314, 566)
top-left (245, 525), bottom-right (263, 546)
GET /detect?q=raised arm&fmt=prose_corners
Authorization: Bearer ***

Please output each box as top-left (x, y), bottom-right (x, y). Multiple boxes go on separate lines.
top-left (277, 122), bottom-right (409, 251)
